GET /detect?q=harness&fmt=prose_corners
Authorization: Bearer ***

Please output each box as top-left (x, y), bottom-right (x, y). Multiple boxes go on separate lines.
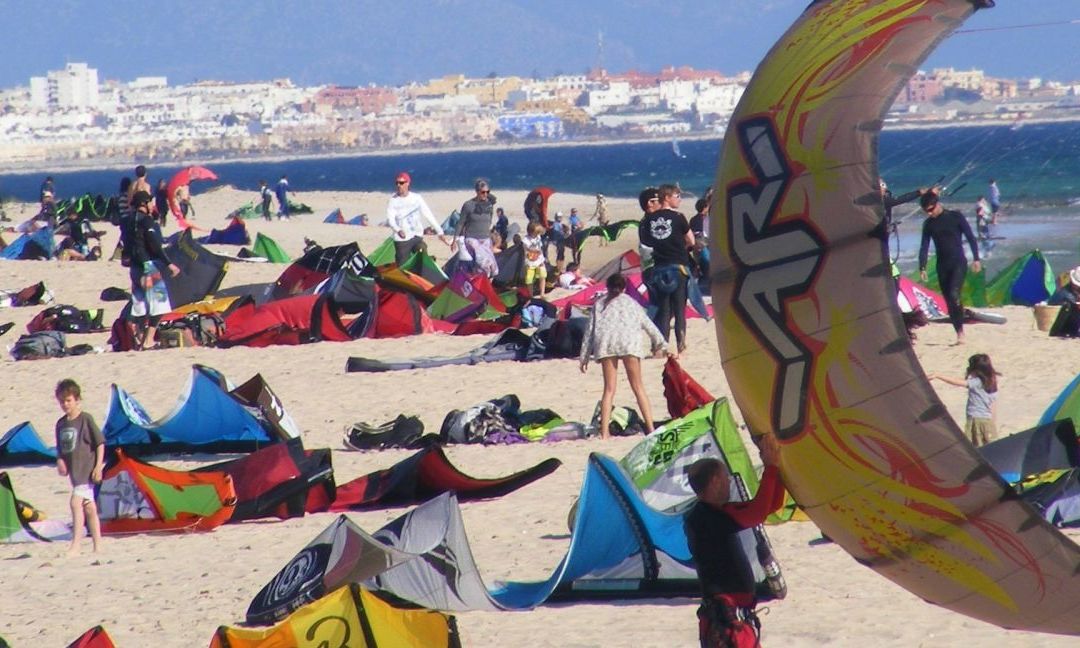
top-left (698, 593), bottom-right (762, 648)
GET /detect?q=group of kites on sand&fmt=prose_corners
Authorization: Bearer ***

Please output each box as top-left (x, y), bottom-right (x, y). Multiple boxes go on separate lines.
top-left (12, 164), bottom-right (1041, 648)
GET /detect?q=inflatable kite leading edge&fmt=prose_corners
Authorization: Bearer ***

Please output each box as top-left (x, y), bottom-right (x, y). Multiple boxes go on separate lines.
top-left (711, 0), bottom-right (1080, 634)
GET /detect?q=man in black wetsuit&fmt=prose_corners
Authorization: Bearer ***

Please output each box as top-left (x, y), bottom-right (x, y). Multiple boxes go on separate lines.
top-left (918, 192), bottom-right (981, 345)
top-left (685, 435), bottom-right (784, 648)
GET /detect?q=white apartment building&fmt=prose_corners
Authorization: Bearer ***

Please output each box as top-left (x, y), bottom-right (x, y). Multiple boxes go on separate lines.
top-left (694, 83), bottom-right (745, 118)
top-left (29, 63), bottom-right (100, 110)
top-left (658, 79), bottom-right (701, 113)
top-left (407, 94), bottom-right (482, 114)
top-left (582, 81), bottom-right (631, 114)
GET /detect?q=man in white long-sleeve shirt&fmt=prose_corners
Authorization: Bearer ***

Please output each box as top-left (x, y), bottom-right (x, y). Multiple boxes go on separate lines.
top-left (386, 172), bottom-right (448, 265)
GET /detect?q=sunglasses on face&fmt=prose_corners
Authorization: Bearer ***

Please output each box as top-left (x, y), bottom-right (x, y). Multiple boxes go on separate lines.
top-left (478, 190), bottom-right (489, 195)
top-left (396, 180), bottom-right (408, 185)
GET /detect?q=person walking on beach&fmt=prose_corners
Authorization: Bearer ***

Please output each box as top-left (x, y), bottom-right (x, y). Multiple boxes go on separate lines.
top-left (125, 191), bottom-right (180, 350)
top-left (109, 177), bottom-right (133, 263)
top-left (129, 165), bottom-right (151, 203)
top-left (386, 172), bottom-right (448, 266)
top-left (639, 184), bottom-right (694, 354)
top-left (685, 434), bottom-right (785, 648)
top-left (579, 273), bottom-right (669, 439)
top-left (154, 178), bottom-right (169, 227)
top-left (988, 178), bottom-right (1001, 217)
top-left (259, 180), bottom-right (273, 222)
top-left (974, 197), bottom-right (991, 236)
top-left (929, 354), bottom-right (1000, 446)
top-left (54, 378), bottom-right (105, 556)
top-left (918, 191), bottom-right (981, 345)
top-left (592, 193), bottom-right (610, 246)
top-left (275, 175), bottom-right (291, 219)
top-left (455, 179), bottom-right (499, 276)
top-left (550, 212), bottom-right (569, 273)
top-left (40, 176), bottom-right (55, 206)
top-left (689, 197), bottom-right (711, 291)
top-left (568, 207), bottom-right (585, 266)
top-left (493, 207), bottom-right (509, 250)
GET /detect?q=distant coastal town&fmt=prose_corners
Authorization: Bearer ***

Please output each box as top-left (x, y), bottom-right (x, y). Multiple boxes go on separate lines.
top-left (2, 62), bottom-right (1078, 172)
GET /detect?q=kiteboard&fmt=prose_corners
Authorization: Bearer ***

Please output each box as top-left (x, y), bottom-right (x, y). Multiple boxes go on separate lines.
top-left (965, 308), bottom-right (1007, 324)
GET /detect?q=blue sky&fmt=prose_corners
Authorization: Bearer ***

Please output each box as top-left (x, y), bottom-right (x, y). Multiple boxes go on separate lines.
top-left (1, 1), bottom-right (1077, 88)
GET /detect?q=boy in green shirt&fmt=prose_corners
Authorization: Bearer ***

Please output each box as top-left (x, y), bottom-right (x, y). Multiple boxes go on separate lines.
top-left (54, 379), bottom-right (105, 555)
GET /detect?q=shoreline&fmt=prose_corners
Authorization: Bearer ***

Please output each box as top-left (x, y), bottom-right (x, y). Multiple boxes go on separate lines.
top-left (6, 112), bottom-right (1080, 178)
top-left (6, 111), bottom-right (1080, 177)
top-left (0, 132), bottom-right (724, 177)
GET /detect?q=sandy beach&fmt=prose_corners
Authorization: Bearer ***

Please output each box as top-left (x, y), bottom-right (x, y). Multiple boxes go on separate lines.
top-left (2, 185), bottom-right (1079, 647)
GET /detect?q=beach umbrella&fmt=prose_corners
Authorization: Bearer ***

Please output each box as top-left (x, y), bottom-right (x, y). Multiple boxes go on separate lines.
top-left (167, 165), bottom-right (218, 228)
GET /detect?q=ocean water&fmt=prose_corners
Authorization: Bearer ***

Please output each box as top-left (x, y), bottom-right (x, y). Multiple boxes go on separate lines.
top-left (3, 122), bottom-right (1079, 273)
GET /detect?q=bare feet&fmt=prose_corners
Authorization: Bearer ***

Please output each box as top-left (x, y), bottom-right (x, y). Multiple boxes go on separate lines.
top-left (66, 545), bottom-right (80, 558)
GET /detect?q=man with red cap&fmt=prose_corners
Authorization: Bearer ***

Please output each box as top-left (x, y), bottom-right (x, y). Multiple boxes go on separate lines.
top-left (386, 172), bottom-right (447, 265)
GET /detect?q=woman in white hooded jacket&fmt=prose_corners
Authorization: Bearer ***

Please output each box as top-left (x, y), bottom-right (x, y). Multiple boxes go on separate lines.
top-left (579, 273), bottom-right (671, 439)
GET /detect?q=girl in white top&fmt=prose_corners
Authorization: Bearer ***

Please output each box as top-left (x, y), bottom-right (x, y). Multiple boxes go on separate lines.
top-left (580, 273), bottom-right (671, 439)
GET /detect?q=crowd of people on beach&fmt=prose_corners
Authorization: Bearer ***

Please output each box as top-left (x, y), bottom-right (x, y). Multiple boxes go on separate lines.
top-left (12, 165), bottom-right (1043, 648)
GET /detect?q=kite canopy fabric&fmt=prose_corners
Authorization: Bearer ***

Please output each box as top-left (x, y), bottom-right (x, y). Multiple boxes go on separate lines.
top-left (166, 165), bottom-right (217, 222)
top-left (661, 357), bottom-right (714, 419)
top-left (618, 397), bottom-right (795, 540)
top-left (377, 457), bottom-right (698, 610)
top-left (163, 230), bottom-right (228, 309)
top-left (982, 250), bottom-right (1055, 307)
top-left (224, 584), bottom-right (459, 648)
top-left (978, 419), bottom-right (1080, 484)
top-left (0, 472), bottom-right (71, 544)
top-left (1039, 373), bottom-right (1080, 433)
top-left (253, 454), bottom-right (714, 618)
top-left (101, 364), bottom-right (293, 453)
top-left (250, 232), bottom-right (290, 263)
top-left (196, 438), bottom-right (335, 522)
top-left (711, 0), bottom-right (1080, 634)
top-left (330, 439), bottom-right (560, 511)
top-left (269, 242), bottom-right (361, 301)
top-left (1018, 469), bottom-right (1080, 529)
top-left (246, 515), bottom-right (416, 625)
top-left (198, 217), bottom-right (250, 246)
top-left (65, 625), bottom-right (116, 648)
top-left (896, 275), bottom-right (948, 320)
top-left (0, 421), bottom-right (57, 466)
top-left (0, 227), bottom-right (55, 260)
top-left (219, 293), bottom-right (353, 347)
top-left (97, 450), bottom-right (236, 534)
top-left (590, 249), bottom-right (642, 283)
